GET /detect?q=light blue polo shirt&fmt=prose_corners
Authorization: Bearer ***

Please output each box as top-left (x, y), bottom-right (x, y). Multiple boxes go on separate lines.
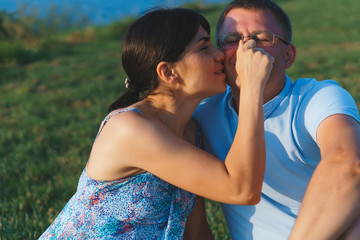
top-left (193, 76), bottom-right (360, 240)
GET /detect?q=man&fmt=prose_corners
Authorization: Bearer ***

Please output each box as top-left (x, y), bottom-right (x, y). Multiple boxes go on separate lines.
top-left (193, 0), bottom-right (360, 239)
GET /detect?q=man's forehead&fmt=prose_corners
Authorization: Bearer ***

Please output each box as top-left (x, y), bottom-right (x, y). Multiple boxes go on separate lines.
top-left (221, 8), bottom-right (282, 34)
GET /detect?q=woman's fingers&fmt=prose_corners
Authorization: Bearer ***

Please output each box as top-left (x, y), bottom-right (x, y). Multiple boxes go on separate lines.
top-left (235, 39), bottom-right (274, 89)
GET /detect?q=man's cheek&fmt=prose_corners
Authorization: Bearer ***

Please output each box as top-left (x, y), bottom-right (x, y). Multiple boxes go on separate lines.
top-left (224, 48), bottom-right (237, 63)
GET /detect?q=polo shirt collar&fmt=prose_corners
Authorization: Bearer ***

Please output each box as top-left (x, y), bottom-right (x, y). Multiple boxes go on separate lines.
top-left (263, 76), bottom-right (292, 119)
top-left (228, 76), bottom-right (292, 120)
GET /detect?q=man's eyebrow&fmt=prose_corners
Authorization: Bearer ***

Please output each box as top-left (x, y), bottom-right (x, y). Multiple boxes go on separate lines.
top-left (197, 36), bottom-right (210, 43)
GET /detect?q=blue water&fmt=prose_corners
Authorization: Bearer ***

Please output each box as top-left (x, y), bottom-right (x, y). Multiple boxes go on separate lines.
top-left (0, 0), bottom-right (227, 26)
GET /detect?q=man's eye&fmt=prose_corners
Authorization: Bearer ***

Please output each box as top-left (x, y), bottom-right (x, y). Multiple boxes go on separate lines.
top-left (253, 33), bottom-right (271, 42)
top-left (251, 34), bottom-right (261, 41)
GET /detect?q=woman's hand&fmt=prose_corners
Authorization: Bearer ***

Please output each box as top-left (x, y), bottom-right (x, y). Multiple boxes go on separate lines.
top-left (235, 39), bottom-right (274, 91)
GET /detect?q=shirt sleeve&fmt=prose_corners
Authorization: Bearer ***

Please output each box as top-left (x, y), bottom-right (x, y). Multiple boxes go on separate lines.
top-left (302, 80), bottom-right (360, 143)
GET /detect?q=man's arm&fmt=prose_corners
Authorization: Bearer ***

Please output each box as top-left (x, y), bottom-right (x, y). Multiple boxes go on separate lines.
top-left (183, 196), bottom-right (214, 240)
top-left (289, 114), bottom-right (360, 240)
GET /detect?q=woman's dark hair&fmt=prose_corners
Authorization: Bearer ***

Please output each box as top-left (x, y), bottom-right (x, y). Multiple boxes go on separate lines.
top-left (108, 8), bottom-right (210, 112)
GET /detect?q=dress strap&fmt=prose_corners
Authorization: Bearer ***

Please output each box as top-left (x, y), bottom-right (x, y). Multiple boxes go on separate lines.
top-left (95, 108), bottom-right (143, 140)
top-left (95, 108), bottom-right (202, 148)
top-left (104, 108), bottom-right (142, 122)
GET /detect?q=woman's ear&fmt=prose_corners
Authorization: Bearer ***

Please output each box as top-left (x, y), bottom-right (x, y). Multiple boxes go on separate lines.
top-left (156, 61), bottom-right (178, 84)
top-left (285, 44), bottom-right (296, 69)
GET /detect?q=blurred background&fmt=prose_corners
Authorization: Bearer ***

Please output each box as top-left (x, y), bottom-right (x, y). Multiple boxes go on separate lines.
top-left (0, 0), bottom-right (359, 239)
top-left (0, 0), bottom-right (228, 26)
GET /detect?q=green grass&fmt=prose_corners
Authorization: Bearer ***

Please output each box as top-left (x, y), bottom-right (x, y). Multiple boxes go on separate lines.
top-left (1, 0), bottom-right (360, 239)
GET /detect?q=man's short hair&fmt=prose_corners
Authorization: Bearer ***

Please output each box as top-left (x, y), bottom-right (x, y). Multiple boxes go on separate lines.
top-left (216, 0), bottom-right (292, 46)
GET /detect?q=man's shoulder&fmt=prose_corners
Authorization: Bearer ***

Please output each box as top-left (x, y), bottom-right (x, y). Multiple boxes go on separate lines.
top-left (196, 85), bottom-right (232, 111)
top-left (290, 77), bottom-right (343, 100)
top-left (292, 77), bottom-right (340, 92)
top-left (193, 85), bottom-right (234, 125)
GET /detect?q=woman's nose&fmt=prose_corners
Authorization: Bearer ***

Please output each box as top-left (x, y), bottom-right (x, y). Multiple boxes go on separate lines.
top-left (214, 48), bottom-right (225, 62)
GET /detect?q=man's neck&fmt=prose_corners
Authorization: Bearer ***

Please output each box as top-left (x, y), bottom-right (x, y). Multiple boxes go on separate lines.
top-left (231, 75), bottom-right (288, 114)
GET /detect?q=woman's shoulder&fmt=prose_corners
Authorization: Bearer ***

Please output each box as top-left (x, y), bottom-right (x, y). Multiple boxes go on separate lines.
top-left (103, 106), bottom-right (168, 144)
top-left (87, 107), bottom-right (164, 180)
top-left (107, 107), bottom-right (144, 125)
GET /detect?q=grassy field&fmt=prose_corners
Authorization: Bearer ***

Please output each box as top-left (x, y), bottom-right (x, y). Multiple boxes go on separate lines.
top-left (1, 0), bottom-right (359, 239)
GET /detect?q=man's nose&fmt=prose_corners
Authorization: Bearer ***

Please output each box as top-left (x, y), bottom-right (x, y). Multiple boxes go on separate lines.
top-left (241, 35), bottom-right (252, 43)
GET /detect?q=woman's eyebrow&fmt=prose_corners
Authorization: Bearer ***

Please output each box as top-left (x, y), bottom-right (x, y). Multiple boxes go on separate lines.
top-left (197, 36), bottom-right (210, 43)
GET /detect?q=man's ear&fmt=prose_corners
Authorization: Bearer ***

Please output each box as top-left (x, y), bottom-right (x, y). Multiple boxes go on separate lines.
top-left (156, 61), bottom-right (178, 84)
top-left (285, 44), bottom-right (296, 69)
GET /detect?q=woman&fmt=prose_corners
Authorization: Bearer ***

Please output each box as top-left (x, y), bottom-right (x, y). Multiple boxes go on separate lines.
top-left (39, 8), bottom-right (273, 239)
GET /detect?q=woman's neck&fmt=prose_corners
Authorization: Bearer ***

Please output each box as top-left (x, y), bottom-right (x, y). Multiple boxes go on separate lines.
top-left (145, 94), bottom-right (199, 138)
